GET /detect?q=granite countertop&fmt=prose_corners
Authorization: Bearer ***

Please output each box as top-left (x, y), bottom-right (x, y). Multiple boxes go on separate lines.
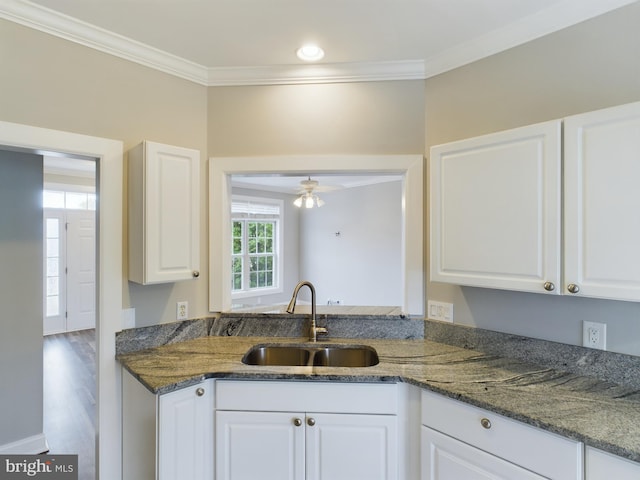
top-left (118, 334), bottom-right (640, 464)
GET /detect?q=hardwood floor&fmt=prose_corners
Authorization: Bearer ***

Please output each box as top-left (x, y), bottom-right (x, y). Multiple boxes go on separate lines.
top-left (44, 329), bottom-right (96, 480)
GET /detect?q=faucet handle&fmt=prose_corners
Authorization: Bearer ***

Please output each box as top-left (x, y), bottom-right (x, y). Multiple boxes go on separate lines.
top-left (315, 326), bottom-right (328, 336)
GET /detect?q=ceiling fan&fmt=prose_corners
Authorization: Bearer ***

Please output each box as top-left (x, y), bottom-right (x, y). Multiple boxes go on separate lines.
top-left (293, 177), bottom-right (334, 208)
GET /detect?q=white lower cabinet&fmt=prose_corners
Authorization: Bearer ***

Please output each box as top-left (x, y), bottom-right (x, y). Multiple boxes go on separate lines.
top-left (586, 447), bottom-right (640, 479)
top-left (122, 370), bottom-right (214, 480)
top-left (215, 380), bottom-right (399, 480)
top-left (421, 390), bottom-right (582, 480)
top-left (422, 426), bottom-right (544, 479)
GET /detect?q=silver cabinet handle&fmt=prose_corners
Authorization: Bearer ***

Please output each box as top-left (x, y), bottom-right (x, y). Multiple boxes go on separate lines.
top-left (293, 418), bottom-right (302, 427)
top-left (193, 270), bottom-right (200, 278)
top-left (195, 387), bottom-right (205, 397)
top-left (543, 281), bottom-right (555, 292)
top-left (480, 418), bottom-right (492, 429)
top-left (567, 283), bottom-right (580, 294)
top-left (307, 417), bottom-right (316, 427)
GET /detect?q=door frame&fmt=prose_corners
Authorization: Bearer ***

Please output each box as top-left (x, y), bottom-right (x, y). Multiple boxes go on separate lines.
top-left (0, 120), bottom-right (123, 480)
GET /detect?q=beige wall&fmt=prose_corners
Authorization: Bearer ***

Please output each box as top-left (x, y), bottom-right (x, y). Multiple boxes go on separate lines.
top-left (425, 2), bottom-right (640, 355)
top-left (207, 81), bottom-right (425, 156)
top-left (0, 19), bottom-right (209, 326)
top-left (3, 3), bottom-right (640, 354)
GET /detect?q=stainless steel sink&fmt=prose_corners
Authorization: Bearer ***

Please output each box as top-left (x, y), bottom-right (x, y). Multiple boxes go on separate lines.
top-left (242, 344), bottom-right (379, 367)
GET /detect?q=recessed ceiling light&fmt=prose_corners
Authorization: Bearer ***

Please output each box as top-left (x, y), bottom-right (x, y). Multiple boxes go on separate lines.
top-left (296, 44), bottom-right (325, 62)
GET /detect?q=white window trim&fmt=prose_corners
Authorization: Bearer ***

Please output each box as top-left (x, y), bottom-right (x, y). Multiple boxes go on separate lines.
top-left (209, 154), bottom-right (424, 315)
top-left (231, 195), bottom-right (284, 299)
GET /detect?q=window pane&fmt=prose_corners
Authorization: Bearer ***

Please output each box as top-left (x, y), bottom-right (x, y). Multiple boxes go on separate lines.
top-left (43, 190), bottom-right (65, 208)
top-left (46, 218), bottom-right (59, 238)
top-left (47, 258), bottom-right (59, 277)
top-left (65, 192), bottom-right (87, 210)
top-left (232, 204), bottom-right (280, 294)
top-left (47, 277), bottom-right (59, 296)
top-left (47, 238), bottom-right (59, 257)
top-left (88, 194), bottom-right (97, 211)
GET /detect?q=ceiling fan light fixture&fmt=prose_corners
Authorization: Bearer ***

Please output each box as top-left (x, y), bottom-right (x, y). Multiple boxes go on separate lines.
top-left (296, 44), bottom-right (325, 62)
top-left (294, 176), bottom-right (326, 208)
top-left (305, 195), bottom-right (315, 208)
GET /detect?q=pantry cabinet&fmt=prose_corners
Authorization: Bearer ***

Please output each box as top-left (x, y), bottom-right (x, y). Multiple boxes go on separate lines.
top-left (430, 100), bottom-right (640, 302)
top-left (420, 390), bottom-right (582, 480)
top-left (215, 380), bottom-right (399, 480)
top-left (128, 140), bottom-right (200, 284)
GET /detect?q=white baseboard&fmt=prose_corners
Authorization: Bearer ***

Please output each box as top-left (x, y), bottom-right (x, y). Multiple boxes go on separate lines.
top-left (0, 433), bottom-right (49, 454)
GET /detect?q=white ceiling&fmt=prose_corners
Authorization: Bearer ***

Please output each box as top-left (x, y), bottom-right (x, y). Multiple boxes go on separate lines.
top-left (1, 0), bottom-right (635, 85)
top-left (232, 174), bottom-right (402, 194)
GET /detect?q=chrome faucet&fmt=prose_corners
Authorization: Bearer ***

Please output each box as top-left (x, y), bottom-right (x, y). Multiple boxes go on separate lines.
top-left (286, 281), bottom-right (328, 342)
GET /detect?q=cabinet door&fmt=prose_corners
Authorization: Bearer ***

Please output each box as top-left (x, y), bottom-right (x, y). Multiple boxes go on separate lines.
top-left (430, 120), bottom-right (561, 294)
top-left (586, 447), bottom-right (640, 479)
top-left (129, 141), bottom-right (200, 284)
top-left (158, 380), bottom-right (213, 480)
top-left (564, 101), bottom-right (640, 301)
top-left (216, 410), bottom-right (305, 480)
top-left (421, 426), bottom-right (545, 480)
top-left (306, 413), bottom-right (397, 480)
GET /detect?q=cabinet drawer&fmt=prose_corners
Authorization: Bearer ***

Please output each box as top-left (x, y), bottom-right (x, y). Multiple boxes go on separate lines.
top-left (216, 380), bottom-right (398, 414)
top-left (421, 390), bottom-right (582, 480)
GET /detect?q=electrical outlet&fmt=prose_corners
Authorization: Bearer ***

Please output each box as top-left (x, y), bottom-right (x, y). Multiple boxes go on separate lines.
top-left (176, 301), bottom-right (188, 321)
top-left (583, 321), bottom-right (606, 350)
top-left (427, 300), bottom-right (454, 323)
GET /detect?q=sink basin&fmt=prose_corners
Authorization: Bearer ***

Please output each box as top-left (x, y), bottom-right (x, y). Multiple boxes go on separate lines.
top-left (242, 344), bottom-right (379, 367)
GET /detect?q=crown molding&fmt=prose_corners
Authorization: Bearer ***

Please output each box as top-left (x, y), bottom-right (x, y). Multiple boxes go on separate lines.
top-left (0, 0), bottom-right (209, 85)
top-left (1, 0), bottom-right (637, 87)
top-left (206, 60), bottom-right (426, 86)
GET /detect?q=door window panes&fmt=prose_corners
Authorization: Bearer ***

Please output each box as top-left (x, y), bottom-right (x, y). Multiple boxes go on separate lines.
top-left (45, 218), bottom-right (60, 317)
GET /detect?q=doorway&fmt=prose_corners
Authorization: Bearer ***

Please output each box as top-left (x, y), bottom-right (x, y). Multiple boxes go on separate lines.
top-left (43, 163), bottom-right (97, 336)
top-left (0, 120), bottom-right (123, 480)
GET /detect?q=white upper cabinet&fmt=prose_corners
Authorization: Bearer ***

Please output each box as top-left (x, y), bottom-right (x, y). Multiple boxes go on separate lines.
top-left (128, 141), bottom-right (200, 284)
top-left (431, 100), bottom-right (640, 302)
top-left (430, 120), bottom-right (562, 295)
top-left (564, 101), bottom-right (640, 301)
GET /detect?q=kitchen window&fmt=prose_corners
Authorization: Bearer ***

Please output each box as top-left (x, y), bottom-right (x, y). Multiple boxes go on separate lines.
top-left (231, 196), bottom-right (283, 298)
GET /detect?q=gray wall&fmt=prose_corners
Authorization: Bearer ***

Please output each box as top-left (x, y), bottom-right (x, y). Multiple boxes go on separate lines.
top-left (424, 2), bottom-right (640, 356)
top-left (0, 150), bottom-right (44, 447)
top-left (300, 181), bottom-right (403, 307)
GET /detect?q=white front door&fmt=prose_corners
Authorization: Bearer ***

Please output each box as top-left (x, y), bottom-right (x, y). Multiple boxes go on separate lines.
top-left (44, 209), bottom-right (96, 335)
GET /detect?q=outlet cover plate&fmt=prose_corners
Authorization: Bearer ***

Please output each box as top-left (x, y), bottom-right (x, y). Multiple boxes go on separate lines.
top-left (176, 301), bottom-right (188, 321)
top-left (583, 321), bottom-right (606, 350)
top-left (427, 300), bottom-right (453, 323)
